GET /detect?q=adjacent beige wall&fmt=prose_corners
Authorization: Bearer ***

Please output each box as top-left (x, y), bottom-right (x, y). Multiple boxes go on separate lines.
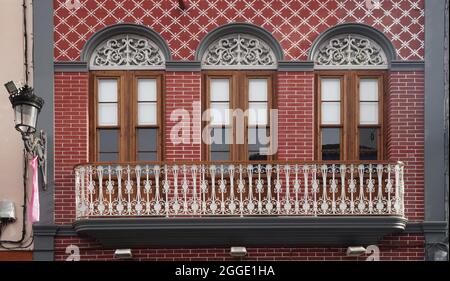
top-left (0, 0), bottom-right (33, 251)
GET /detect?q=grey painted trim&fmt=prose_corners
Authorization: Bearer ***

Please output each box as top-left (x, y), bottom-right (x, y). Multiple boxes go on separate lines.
top-left (56, 225), bottom-right (77, 236)
top-left (35, 219), bottom-right (442, 255)
top-left (425, 0), bottom-right (446, 222)
top-left (33, 225), bottom-right (57, 261)
top-left (195, 23), bottom-right (284, 62)
top-left (404, 222), bottom-right (425, 233)
top-left (391, 61), bottom-right (425, 71)
top-left (33, 0), bottom-right (54, 226)
top-left (404, 221), bottom-right (448, 234)
top-left (166, 61), bottom-right (201, 71)
top-left (54, 61), bottom-right (88, 72)
top-left (278, 61), bottom-right (314, 71)
top-left (80, 23), bottom-right (171, 63)
top-left (423, 221), bottom-right (449, 234)
top-left (425, 0), bottom-right (448, 260)
top-left (54, 61), bottom-right (203, 72)
top-left (57, 220), bottom-right (446, 235)
top-left (308, 23), bottom-right (397, 64)
top-left (56, 220), bottom-right (445, 236)
top-left (72, 217), bottom-right (407, 248)
top-left (53, 60), bottom-right (425, 73)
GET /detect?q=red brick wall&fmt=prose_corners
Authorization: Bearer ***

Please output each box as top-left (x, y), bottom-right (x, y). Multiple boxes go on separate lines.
top-left (54, 72), bottom-right (89, 224)
top-left (277, 72), bottom-right (314, 160)
top-left (54, 234), bottom-right (424, 261)
top-left (164, 72), bottom-right (201, 161)
top-left (387, 71), bottom-right (425, 221)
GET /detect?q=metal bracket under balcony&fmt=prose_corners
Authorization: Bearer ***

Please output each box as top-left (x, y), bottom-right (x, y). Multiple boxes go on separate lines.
top-left (73, 216), bottom-right (407, 248)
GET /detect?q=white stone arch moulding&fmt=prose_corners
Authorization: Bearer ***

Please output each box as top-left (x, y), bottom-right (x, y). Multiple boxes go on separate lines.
top-left (197, 23), bottom-right (284, 70)
top-left (89, 34), bottom-right (165, 70)
top-left (309, 23), bottom-right (397, 70)
top-left (313, 34), bottom-right (388, 69)
top-left (81, 24), bottom-right (171, 70)
top-left (201, 33), bottom-right (278, 70)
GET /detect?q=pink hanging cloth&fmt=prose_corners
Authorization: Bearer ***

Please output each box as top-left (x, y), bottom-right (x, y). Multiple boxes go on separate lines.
top-left (29, 156), bottom-right (40, 223)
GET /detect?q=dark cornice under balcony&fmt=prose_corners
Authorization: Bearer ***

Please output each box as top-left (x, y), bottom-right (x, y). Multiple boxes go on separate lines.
top-left (73, 216), bottom-right (407, 248)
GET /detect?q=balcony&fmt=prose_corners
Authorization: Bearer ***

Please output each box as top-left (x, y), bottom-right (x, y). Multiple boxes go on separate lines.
top-left (73, 161), bottom-right (407, 247)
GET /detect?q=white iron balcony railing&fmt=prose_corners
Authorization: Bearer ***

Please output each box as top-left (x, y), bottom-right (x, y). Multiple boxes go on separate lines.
top-left (74, 161), bottom-right (405, 219)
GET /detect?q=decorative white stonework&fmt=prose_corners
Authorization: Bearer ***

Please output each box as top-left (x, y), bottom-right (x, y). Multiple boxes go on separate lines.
top-left (314, 34), bottom-right (388, 69)
top-left (202, 34), bottom-right (277, 69)
top-left (90, 34), bottom-right (165, 70)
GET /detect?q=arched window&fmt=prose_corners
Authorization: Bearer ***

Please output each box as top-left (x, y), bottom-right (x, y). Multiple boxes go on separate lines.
top-left (197, 24), bottom-right (283, 161)
top-left (84, 24), bottom-right (170, 162)
top-left (311, 24), bottom-right (395, 161)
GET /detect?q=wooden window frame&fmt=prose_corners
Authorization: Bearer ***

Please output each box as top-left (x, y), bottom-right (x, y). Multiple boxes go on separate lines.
top-left (89, 71), bottom-right (164, 162)
top-left (315, 70), bottom-right (386, 161)
top-left (202, 71), bottom-right (277, 162)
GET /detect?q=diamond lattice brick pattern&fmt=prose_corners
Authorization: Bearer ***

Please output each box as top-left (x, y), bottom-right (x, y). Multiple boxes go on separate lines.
top-left (54, 0), bottom-right (424, 62)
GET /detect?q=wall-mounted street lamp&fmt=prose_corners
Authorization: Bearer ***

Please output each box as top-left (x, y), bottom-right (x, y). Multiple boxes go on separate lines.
top-left (4, 81), bottom-right (47, 190)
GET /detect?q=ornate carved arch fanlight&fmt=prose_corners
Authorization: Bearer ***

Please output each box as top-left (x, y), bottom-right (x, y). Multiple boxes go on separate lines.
top-left (89, 34), bottom-right (166, 70)
top-left (310, 23), bottom-right (397, 70)
top-left (313, 33), bottom-right (388, 69)
top-left (197, 23), bottom-right (283, 70)
top-left (201, 33), bottom-right (278, 69)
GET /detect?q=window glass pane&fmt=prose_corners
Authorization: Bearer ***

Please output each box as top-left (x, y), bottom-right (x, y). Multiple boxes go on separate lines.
top-left (99, 152), bottom-right (119, 162)
top-left (210, 79), bottom-right (229, 101)
top-left (137, 152), bottom-right (157, 161)
top-left (210, 127), bottom-right (230, 161)
top-left (98, 79), bottom-right (117, 102)
top-left (360, 102), bottom-right (379, 124)
top-left (249, 152), bottom-right (268, 161)
top-left (210, 127), bottom-right (230, 152)
top-left (138, 102), bottom-right (157, 125)
top-left (248, 127), bottom-right (269, 160)
top-left (248, 102), bottom-right (268, 125)
top-left (98, 129), bottom-right (119, 162)
top-left (210, 102), bottom-right (230, 125)
top-left (138, 79), bottom-right (157, 101)
top-left (360, 79), bottom-right (379, 101)
top-left (249, 79), bottom-right (268, 101)
top-left (137, 128), bottom-right (157, 152)
top-left (321, 78), bottom-right (340, 101)
top-left (359, 128), bottom-right (378, 160)
top-left (321, 128), bottom-right (340, 160)
top-left (211, 151), bottom-right (230, 161)
top-left (321, 102), bottom-right (340, 125)
top-left (99, 129), bottom-right (119, 153)
top-left (98, 103), bottom-right (118, 126)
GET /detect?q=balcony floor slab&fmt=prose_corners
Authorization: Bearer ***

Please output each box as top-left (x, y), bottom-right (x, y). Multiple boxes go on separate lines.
top-left (73, 216), bottom-right (407, 248)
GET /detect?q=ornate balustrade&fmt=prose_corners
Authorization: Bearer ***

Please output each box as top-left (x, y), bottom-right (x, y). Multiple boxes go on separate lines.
top-left (74, 161), bottom-right (405, 219)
